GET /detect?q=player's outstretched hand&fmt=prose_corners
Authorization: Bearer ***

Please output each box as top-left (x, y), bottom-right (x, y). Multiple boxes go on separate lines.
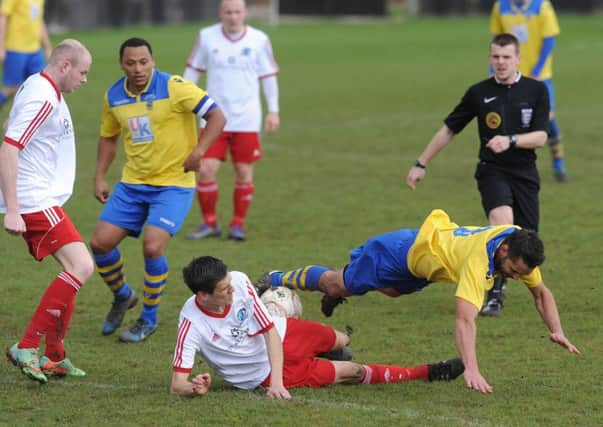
top-left (549, 332), bottom-right (581, 354)
top-left (463, 369), bottom-right (493, 393)
top-left (191, 373), bottom-right (212, 396)
top-left (266, 384), bottom-right (292, 400)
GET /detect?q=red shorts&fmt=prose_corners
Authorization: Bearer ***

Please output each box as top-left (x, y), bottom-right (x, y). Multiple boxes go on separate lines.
top-left (21, 206), bottom-right (83, 261)
top-left (202, 131), bottom-right (262, 163)
top-left (262, 318), bottom-right (337, 389)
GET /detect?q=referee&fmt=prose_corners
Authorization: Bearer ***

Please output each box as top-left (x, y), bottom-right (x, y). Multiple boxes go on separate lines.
top-left (406, 33), bottom-right (549, 317)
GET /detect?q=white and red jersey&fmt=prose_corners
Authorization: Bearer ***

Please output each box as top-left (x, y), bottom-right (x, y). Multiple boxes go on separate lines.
top-left (172, 271), bottom-right (287, 390)
top-left (185, 23), bottom-right (279, 132)
top-left (0, 72), bottom-right (75, 214)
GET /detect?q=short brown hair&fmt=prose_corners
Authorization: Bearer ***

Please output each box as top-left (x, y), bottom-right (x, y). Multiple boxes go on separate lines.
top-left (491, 33), bottom-right (520, 53)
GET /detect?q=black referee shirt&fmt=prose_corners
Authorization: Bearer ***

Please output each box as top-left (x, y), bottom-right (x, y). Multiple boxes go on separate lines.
top-left (444, 75), bottom-right (549, 166)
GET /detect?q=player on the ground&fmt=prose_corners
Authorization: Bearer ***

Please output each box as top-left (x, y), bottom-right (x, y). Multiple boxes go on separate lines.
top-left (0, 0), bottom-right (52, 108)
top-left (170, 256), bottom-right (464, 398)
top-left (1, 39), bottom-right (92, 383)
top-left (256, 209), bottom-right (580, 393)
top-left (183, 0), bottom-right (280, 241)
top-left (90, 37), bottom-right (225, 343)
top-left (490, 0), bottom-right (568, 182)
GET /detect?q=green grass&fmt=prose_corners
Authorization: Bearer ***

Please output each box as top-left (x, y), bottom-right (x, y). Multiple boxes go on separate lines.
top-left (1, 15), bottom-right (602, 427)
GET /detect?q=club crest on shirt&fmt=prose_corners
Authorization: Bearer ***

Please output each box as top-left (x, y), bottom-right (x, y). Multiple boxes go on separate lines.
top-left (241, 47), bottom-right (251, 56)
top-left (236, 308), bottom-right (247, 323)
top-left (485, 112), bottom-right (502, 129)
top-left (61, 118), bottom-right (73, 137)
top-left (521, 108), bottom-right (533, 128)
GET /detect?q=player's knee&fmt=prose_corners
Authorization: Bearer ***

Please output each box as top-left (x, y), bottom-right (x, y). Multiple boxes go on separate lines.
top-left (64, 251), bottom-right (95, 283)
top-left (89, 234), bottom-right (111, 254)
top-left (199, 161), bottom-right (220, 180)
top-left (320, 271), bottom-right (346, 297)
top-left (334, 362), bottom-right (365, 384)
top-left (143, 241), bottom-right (165, 258)
top-left (75, 255), bottom-right (95, 282)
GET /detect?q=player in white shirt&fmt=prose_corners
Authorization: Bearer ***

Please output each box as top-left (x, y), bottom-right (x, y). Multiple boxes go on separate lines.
top-left (171, 256), bottom-right (465, 398)
top-left (1, 39), bottom-right (94, 384)
top-left (183, 0), bottom-right (280, 241)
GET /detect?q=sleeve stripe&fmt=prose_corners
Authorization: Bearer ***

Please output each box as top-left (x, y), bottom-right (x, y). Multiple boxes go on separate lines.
top-left (186, 64), bottom-right (205, 73)
top-left (247, 282), bottom-right (272, 327)
top-left (186, 33), bottom-right (202, 67)
top-left (173, 318), bottom-right (192, 368)
top-left (259, 71), bottom-right (280, 79)
top-left (3, 137), bottom-right (23, 150)
top-left (194, 95), bottom-right (217, 117)
top-left (19, 101), bottom-right (53, 148)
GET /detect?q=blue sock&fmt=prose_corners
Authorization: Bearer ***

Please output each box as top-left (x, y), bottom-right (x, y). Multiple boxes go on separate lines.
top-left (94, 248), bottom-right (132, 300)
top-left (270, 266), bottom-right (329, 291)
top-left (0, 92), bottom-right (7, 106)
top-left (141, 256), bottom-right (168, 325)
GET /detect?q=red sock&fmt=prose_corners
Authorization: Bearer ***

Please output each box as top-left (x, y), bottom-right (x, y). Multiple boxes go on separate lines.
top-left (230, 181), bottom-right (254, 227)
top-left (19, 272), bottom-right (82, 350)
top-left (196, 181), bottom-right (218, 226)
top-left (44, 297), bottom-right (75, 361)
top-left (361, 364), bottom-right (429, 384)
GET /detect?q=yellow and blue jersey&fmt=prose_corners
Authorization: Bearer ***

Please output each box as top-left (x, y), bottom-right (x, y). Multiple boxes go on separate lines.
top-left (490, 0), bottom-right (560, 79)
top-left (408, 210), bottom-right (542, 310)
top-left (100, 69), bottom-right (216, 188)
top-left (0, 0), bottom-right (45, 53)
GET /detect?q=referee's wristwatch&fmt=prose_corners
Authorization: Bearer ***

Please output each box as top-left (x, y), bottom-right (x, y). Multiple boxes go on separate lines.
top-left (509, 134), bottom-right (518, 149)
top-left (413, 159), bottom-right (426, 169)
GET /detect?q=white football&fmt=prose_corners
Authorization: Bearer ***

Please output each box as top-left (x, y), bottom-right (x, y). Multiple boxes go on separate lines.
top-left (260, 287), bottom-right (303, 319)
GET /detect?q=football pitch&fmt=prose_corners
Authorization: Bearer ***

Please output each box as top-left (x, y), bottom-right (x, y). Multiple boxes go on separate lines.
top-left (1, 15), bottom-right (602, 427)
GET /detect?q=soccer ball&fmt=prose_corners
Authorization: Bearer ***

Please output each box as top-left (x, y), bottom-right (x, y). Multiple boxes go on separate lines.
top-left (260, 287), bottom-right (303, 319)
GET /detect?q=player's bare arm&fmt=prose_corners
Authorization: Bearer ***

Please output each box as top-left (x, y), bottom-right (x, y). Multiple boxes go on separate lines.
top-left (528, 283), bottom-right (580, 354)
top-left (170, 371), bottom-right (212, 396)
top-left (455, 297), bottom-right (493, 393)
top-left (94, 135), bottom-right (120, 203)
top-left (0, 143), bottom-right (26, 235)
top-left (263, 326), bottom-right (291, 400)
top-left (183, 107), bottom-right (226, 172)
top-left (406, 125), bottom-right (455, 190)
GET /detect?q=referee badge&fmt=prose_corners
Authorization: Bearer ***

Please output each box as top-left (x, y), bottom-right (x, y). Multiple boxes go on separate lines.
top-left (521, 108), bottom-right (533, 128)
top-left (485, 112), bottom-right (502, 129)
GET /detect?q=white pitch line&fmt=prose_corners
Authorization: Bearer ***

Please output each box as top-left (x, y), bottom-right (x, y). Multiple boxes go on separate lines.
top-left (0, 378), bottom-right (498, 427)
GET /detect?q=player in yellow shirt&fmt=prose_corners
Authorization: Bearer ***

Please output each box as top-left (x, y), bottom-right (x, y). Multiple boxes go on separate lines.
top-left (256, 209), bottom-right (580, 393)
top-left (490, 0), bottom-right (568, 182)
top-left (0, 0), bottom-right (52, 107)
top-left (89, 38), bottom-right (226, 343)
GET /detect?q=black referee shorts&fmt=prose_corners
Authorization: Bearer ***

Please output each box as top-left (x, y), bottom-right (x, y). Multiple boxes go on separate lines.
top-left (474, 161), bottom-right (540, 231)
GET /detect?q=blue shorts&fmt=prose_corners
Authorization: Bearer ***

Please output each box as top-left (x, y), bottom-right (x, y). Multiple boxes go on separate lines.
top-left (99, 182), bottom-right (194, 237)
top-left (343, 229), bottom-right (430, 295)
top-left (3, 50), bottom-right (46, 86)
top-left (542, 79), bottom-right (556, 113)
